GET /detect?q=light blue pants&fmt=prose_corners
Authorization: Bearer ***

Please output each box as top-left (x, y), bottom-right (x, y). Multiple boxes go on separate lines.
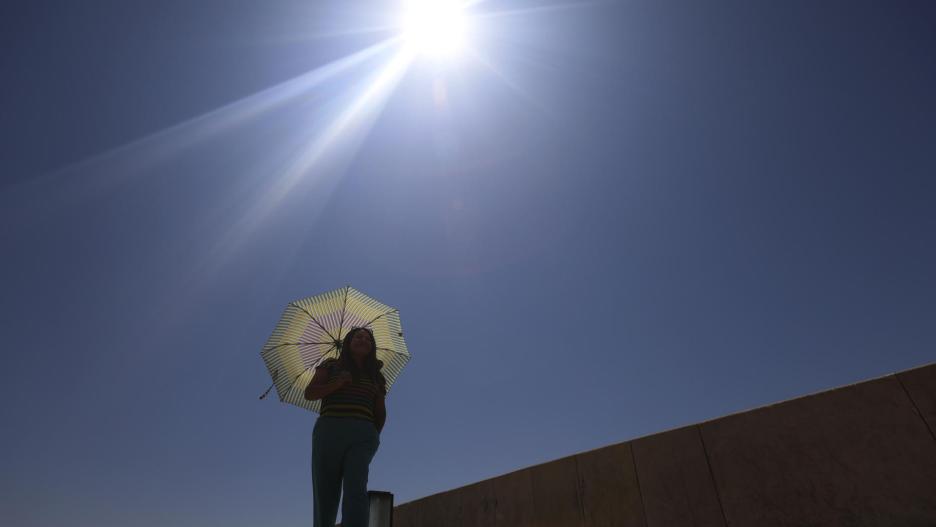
top-left (311, 416), bottom-right (381, 527)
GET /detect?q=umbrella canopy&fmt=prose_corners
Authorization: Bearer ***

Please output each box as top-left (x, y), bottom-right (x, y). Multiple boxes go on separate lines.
top-left (259, 285), bottom-right (410, 412)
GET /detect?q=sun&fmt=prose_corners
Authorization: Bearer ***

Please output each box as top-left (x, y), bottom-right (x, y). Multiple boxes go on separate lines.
top-left (400, 0), bottom-right (469, 58)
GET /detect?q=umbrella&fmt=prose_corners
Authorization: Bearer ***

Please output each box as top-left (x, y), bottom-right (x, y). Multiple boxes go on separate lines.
top-left (258, 285), bottom-right (410, 412)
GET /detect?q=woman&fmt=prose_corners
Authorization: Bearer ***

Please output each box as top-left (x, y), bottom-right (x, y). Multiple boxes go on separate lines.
top-left (304, 326), bottom-right (387, 527)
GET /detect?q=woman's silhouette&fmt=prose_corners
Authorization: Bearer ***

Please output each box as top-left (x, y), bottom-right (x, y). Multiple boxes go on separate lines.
top-left (305, 327), bottom-right (387, 527)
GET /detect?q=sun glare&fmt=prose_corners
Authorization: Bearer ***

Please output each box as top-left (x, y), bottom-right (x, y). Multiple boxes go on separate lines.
top-left (401, 0), bottom-right (469, 58)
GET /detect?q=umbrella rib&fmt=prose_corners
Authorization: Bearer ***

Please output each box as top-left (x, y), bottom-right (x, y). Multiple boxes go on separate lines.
top-left (364, 308), bottom-right (398, 327)
top-left (260, 367), bottom-right (308, 400)
top-left (311, 344), bottom-right (341, 370)
top-left (290, 302), bottom-right (338, 342)
top-left (262, 341), bottom-right (334, 352)
top-left (337, 286), bottom-right (350, 345)
top-left (284, 369), bottom-right (308, 396)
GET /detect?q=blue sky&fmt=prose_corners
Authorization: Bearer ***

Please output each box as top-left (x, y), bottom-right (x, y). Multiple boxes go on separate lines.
top-left (2, 1), bottom-right (935, 526)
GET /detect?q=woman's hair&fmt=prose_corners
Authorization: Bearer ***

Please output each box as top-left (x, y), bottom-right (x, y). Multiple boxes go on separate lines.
top-left (338, 326), bottom-right (384, 385)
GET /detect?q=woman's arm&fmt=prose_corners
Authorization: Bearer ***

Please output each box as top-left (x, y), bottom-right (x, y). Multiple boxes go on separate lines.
top-left (304, 368), bottom-right (346, 401)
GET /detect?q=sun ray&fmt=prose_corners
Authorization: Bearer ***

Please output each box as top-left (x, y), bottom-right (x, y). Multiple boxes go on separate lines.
top-left (200, 45), bottom-right (414, 267)
top-left (0, 39), bottom-right (396, 218)
top-left (257, 23), bottom-right (404, 45)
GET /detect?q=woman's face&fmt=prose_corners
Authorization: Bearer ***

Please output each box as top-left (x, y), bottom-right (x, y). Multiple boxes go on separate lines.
top-left (349, 329), bottom-right (373, 358)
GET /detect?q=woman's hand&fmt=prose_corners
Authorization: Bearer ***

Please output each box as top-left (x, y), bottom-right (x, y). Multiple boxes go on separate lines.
top-left (304, 366), bottom-right (349, 401)
top-left (336, 370), bottom-right (352, 386)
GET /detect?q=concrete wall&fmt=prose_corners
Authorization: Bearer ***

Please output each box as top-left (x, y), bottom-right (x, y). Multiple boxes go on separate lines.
top-left (388, 362), bottom-right (936, 527)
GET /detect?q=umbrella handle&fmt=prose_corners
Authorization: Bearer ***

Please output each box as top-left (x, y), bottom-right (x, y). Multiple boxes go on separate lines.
top-left (258, 381), bottom-right (276, 400)
top-left (259, 369), bottom-right (280, 400)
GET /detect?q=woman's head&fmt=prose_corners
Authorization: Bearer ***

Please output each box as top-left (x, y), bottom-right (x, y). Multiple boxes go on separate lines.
top-left (339, 327), bottom-right (379, 380)
top-left (346, 327), bottom-right (374, 358)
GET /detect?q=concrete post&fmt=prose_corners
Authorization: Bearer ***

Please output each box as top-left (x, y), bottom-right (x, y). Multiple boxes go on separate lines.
top-left (369, 490), bottom-right (394, 527)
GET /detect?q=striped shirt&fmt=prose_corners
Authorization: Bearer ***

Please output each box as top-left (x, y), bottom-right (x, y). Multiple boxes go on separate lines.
top-left (316, 358), bottom-right (386, 423)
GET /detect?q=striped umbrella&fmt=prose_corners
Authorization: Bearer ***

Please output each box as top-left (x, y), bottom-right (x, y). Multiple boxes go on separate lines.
top-left (258, 285), bottom-right (410, 412)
